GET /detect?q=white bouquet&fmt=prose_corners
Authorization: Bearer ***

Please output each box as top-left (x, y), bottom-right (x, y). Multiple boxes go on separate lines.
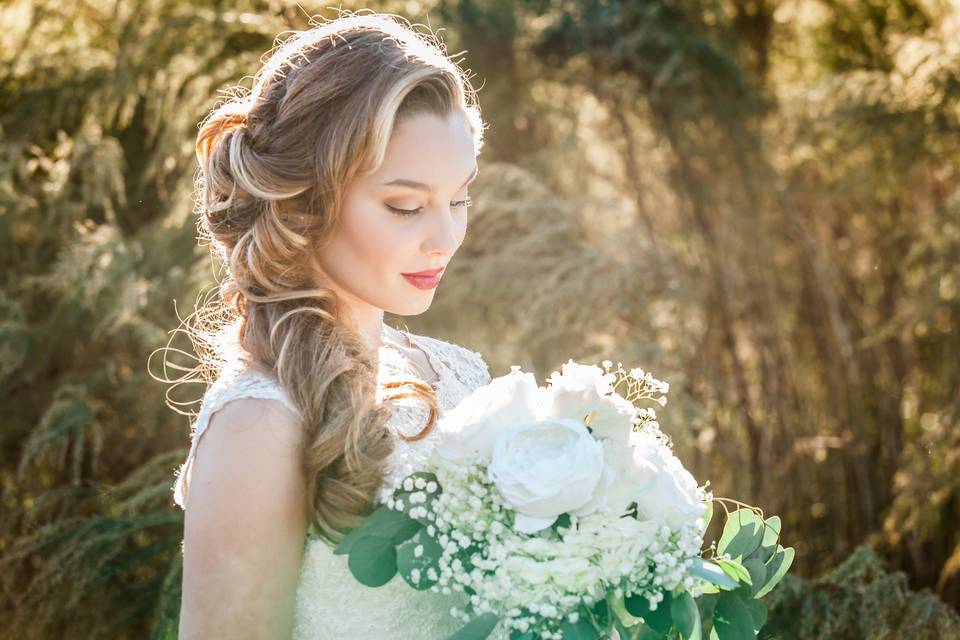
top-left (335, 361), bottom-right (793, 640)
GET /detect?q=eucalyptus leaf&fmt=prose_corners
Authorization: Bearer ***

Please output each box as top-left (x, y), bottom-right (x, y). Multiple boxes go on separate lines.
top-left (716, 558), bottom-right (752, 585)
top-left (345, 535), bottom-right (398, 587)
top-left (629, 622), bottom-right (666, 640)
top-left (754, 546), bottom-right (794, 598)
top-left (332, 524), bottom-right (367, 555)
top-left (609, 595), bottom-right (643, 627)
top-left (397, 528), bottom-right (442, 590)
top-left (742, 516), bottom-right (782, 566)
top-left (591, 597), bottom-right (612, 629)
top-left (744, 540), bottom-right (778, 566)
top-left (671, 591), bottom-right (702, 640)
top-left (741, 557), bottom-right (768, 597)
top-left (447, 612), bottom-right (500, 640)
top-left (744, 600), bottom-right (767, 631)
top-left (718, 510), bottom-right (764, 561)
top-left (624, 589), bottom-right (673, 633)
top-left (760, 516), bottom-right (781, 547)
top-left (696, 594), bottom-right (718, 636)
top-left (363, 505), bottom-right (422, 545)
top-left (712, 592), bottom-right (754, 640)
top-left (690, 557), bottom-right (738, 589)
top-left (561, 615), bottom-right (599, 640)
top-left (613, 614), bottom-right (632, 640)
top-left (391, 471), bottom-right (443, 526)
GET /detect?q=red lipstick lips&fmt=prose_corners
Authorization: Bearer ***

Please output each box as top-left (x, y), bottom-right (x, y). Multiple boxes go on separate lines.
top-left (402, 267), bottom-right (445, 290)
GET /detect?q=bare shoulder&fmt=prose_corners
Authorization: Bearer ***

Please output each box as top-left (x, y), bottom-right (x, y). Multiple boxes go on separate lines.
top-left (188, 396), bottom-right (305, 512)
top-left (205, 396), bottom-right (302, 450)
top-left (179, 396), bottom-right (307, 638)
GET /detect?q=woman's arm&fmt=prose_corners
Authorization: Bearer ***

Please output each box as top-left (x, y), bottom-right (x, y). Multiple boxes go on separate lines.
top-left (178, 397), bottom-right (309, 640)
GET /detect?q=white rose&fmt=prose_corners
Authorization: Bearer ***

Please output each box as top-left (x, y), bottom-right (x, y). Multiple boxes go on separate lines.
top-left (543, 360), bottom-right (638, 444)
top-left (487, 418), bottom-right (613, 534)
top-left (627, 431), bottom-right (707, 529)
top-left (598, 438), bottom-right (641, 517)
top-left (435, 365), bottom-right (544, 462)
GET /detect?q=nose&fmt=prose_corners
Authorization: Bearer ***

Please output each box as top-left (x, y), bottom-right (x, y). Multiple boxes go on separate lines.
top-left (425, 204), bottom-right (463, 256)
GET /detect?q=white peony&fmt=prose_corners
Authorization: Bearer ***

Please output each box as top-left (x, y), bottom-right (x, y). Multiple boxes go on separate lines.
top-left (626, 431), bottom-right (707, 529)
top-left (598, 438), bottom-right (641, 517)
top-left (435, 366), bottom-right (544, 462)
top-left (487, 418), bottom-right (614, 534)
top-left (543, 360), bottom-right (638, 444)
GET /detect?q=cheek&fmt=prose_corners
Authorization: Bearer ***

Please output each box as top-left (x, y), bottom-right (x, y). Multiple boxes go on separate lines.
top-left (336, 197), bottom-right (409, 271)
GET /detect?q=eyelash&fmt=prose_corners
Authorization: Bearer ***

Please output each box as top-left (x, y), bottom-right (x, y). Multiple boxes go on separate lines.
top-left (386, 197), bottom-right (473, 217)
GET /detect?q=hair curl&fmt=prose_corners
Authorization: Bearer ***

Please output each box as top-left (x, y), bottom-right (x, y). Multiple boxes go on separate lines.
top-left (161, 10), bottom-right (484, 546)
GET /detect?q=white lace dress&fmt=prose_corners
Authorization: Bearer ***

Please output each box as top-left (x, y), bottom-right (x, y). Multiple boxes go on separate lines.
top-left (171, 327), bottom-right (508, 640)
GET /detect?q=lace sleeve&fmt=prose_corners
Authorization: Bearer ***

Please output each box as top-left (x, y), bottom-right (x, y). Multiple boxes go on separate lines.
top-left (171, 367), bottom-right (298, 510)
top-left (411, 334), bottom-right (492, 392)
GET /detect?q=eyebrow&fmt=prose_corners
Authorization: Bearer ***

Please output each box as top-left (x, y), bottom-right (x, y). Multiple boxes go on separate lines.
top-left (381, 164), bottom-right (479, 194)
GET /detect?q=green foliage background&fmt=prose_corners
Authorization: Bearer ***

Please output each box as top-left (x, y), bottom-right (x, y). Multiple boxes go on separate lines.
top-left (0, 0), bottom-right (958, 638)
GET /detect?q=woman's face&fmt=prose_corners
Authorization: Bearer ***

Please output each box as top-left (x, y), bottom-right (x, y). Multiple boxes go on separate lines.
top-left (315, 110), bottom-right (478, 325)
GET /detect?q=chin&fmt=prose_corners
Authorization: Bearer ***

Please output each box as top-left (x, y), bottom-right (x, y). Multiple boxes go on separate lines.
top-left (391, 295), bottom-right (434, 316)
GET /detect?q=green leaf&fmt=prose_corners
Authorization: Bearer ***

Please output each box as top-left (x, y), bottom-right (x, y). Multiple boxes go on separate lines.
top-left (609, 594), bottom-right (644, 628)
top-left (760, 516), bottom-right (781, 547)
top-left (696, 594), bottom-right (718, 635)
top-left (397, 528), bottom-right (443, 590)
top-left (716, 558), bottom-right (752, 586)
top-left (631, 623), bottom-right (668, 640)
top-left (332, 524), bottom-right (367, 555)
top-left (392, 472), bottom-right (443, 526)
top-left (365, 506), bottom-right (422, 545)
top-left (741, 516), bottom-right (782, 566)
top-left (717, 509), bottom-right (764, 561)
top-left (703, 499), bottom-right (714, 531)
top-left (333, 506), bottom-right (420, 556)
top-left (624, 590), bottom-right (673, 634)
top-left (561, 614), bottom-right (599, 640)
top-left (744, 600), bottom-right (767, 631)
top-left (447, 612), bottom-right (500, 640)
top-left (754, 546), bottom-right (794, 598)
top-left (552, 512), bottom-right (573, 533)
top-left (744, 541), bottom-right (778, 566)
top-left (591, 597), bottom-right (612, 629)
top-left (690, 557), bottom-right (738, 589)
top-left (741, 558), bottom-right (767, 597)
top-left (345, 535), bottom-right (398, 587)
top-left (671, 591), bottom-right (702, 640)
top-left (712, 592), bottom-right (754, 640)
top-left (613, 614), bottom-right (632, 640)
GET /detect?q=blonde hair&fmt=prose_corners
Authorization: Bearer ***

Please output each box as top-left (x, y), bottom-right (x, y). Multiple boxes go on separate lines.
top-left (170, 11), bottom-right (484, 546)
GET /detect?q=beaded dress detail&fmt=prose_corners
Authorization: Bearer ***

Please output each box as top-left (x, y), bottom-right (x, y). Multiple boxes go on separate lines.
top-left (171, 327), bottom-right (507, 639)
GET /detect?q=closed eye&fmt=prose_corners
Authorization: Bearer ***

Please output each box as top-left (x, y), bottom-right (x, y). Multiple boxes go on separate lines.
top-left (387, 197), bottom-right (473, 217)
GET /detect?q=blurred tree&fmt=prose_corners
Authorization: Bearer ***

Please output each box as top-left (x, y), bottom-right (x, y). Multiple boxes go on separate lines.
top-left (1, 0), bottom-right (958, 638)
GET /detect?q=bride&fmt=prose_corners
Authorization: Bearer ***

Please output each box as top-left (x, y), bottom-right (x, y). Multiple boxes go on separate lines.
top-left (171, 12), bottom-right (505, 639)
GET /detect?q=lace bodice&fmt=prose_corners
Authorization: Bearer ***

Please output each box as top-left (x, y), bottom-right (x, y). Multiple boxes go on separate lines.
top-left (172, 326), bottom-right (507, 639)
